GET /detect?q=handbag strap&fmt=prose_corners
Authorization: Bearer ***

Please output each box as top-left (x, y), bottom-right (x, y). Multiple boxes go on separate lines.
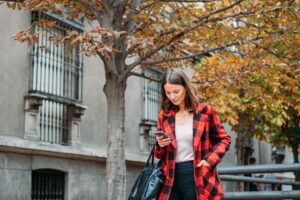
top-left (145, 144), bottom-right (165, 167)
top-left (145, 147), bottom-right (155, 167)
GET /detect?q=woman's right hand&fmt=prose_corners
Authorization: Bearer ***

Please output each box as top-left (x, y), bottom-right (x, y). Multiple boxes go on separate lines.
top-left (156, 136), bottom-right (172, 148)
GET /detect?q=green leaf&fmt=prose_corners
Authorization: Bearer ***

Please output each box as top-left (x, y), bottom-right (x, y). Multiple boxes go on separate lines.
top-left (153, 24), bottom-right (163, 32)
top-left (271, 116), bottom-right (284, 127)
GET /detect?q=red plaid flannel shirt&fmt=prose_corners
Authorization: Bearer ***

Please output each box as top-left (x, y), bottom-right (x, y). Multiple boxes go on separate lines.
top-left (154, 102), bottom-right (231, 200)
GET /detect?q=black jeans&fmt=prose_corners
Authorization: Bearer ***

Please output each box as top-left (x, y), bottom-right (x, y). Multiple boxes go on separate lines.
top-left (170, 161), bottom-right (197, 200)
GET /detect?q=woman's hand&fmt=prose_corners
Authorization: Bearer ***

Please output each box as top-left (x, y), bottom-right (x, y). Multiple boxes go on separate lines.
top-left (197, 160), bottom-right (211, 168)
top-left (156, 136), bottom-right (172, 148)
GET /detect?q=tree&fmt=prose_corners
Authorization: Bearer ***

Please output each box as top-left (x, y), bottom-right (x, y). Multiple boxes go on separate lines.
top-left (194, 53), bottom-right (300, 190)
top-left (4, 0), bottom-right (300, 198)
top-left (193, 0), bottom-right (300, 190)
top-left (270, 112), bottom-right (300, 190)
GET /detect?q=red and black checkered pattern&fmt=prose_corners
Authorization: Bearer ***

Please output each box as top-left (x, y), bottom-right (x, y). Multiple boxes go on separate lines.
top-left (154, 102), bottom-right (231, 200)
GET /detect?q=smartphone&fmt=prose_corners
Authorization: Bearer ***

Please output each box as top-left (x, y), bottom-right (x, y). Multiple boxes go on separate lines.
top-left (154, 131), bottom-right (171, 139)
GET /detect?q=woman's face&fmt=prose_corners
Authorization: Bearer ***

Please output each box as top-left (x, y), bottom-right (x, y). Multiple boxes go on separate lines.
top-left (164, 83), bottom-right (186, 108)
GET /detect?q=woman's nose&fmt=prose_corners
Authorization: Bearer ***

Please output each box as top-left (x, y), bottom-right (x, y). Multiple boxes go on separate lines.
top-left (170, 94), bottom-right (176, 100)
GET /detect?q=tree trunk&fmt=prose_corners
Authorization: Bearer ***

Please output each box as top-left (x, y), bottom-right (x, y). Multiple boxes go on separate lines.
top-left (292, 143), bottom-right (299, 163)
top-left (236, 134), bottom-right (245, 191)
top-left (236, 112), bottom-right (248, 191)
top-left (236, 135), bottom-right (244, 166)
top-left (291, 143), bottom-right (300, 191)
top-left (103, 73), bottom-right (127, 200)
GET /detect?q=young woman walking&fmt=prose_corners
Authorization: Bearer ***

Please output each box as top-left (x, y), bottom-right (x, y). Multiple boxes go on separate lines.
top-left (154, 68), bottom-right (231, 200)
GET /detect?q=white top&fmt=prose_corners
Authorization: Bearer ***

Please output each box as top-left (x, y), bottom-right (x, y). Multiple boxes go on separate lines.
top-left (175, 115), bottom-right (194, 163)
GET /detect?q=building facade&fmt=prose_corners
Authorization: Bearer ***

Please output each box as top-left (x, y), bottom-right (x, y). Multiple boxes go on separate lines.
top-left (0, 6), bottom-right (294, 200)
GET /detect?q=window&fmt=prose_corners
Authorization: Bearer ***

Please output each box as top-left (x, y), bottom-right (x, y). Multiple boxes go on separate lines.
top-left (31, 169), bottom-right (65, 200)
top-left (38, 100), bottom-right (68, 144)
top-left (29, 12), bottom-right (83, 144)
top-left (30, 12), bottom-right (83, 100)
top-left (141, 69), bottom-right (162, 151)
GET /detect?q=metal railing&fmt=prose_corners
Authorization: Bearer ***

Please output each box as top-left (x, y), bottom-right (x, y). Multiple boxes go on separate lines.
top-left (219, 163), bottom-right (300, 199)
top-left (224, 191), bottom-right (300, 199)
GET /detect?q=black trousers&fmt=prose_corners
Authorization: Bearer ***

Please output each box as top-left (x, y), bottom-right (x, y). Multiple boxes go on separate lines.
top-left (170, 161), bottom-right (197, 200)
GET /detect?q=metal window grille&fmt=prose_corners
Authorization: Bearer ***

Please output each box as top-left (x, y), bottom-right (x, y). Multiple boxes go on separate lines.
top-left (30, 12), bottom-right (83, 144)
top-left (30, 12), bottom-right (83, 101)
top-left (31, 169), bottom-right (65, 200)
top-left (39, 100), bottom-right (68, 144)
top-left (142, 69), bottom-right (162, 149)
top-left (148, 126), bottom-right (158, 150)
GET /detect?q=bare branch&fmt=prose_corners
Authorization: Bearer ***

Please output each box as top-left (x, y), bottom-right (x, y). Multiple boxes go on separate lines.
top-left (114, 0), bottom-right (131, 30)
top-left (139, 0), bottom-right (221, 10)
top-left (125, 10), bottom-right (252, 72)
top-left (196, 0), bottom-right (244, 22)
top-left (121, 36), bottom-right (259, 84)
top-left (124, 43), bottom-right (141, 57)
top-left (124, 0), bottom-right (247, 62)
top-left (125, 0), bottom-right (144, 31)
top-left (141, 36), bottom-right (262, 65)
top-left (139, 0), bottom-right (246, 58)
top-left (125, 23), bottom-right (175, 56)
top-left (129, 64), bottom-right (244, 84)
top-left (137, 0), bottom-right (244, 35)
top-left (138, 1), bottom-right (158, 11)
top-left (129, 71), bottom-right (161, 82)
top-left (238, 19), bottom-right (262, 29)
top-left (191, 76), bottom-right (234, 84)
top-left (251, 41), bottom-right (284, 59)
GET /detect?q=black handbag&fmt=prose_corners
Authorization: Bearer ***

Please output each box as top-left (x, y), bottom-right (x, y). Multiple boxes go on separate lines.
top-left (128, 147), bottom-right (165, 200)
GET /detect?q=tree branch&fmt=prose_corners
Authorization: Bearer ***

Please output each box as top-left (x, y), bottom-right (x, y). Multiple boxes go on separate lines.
top-left (77, 0), bottom-right (103, 24)
top-left (125, 0), bottom-right (144, 31)
top-left (128, 13), bottom-right (254, 69)
top-left (125, 0), bottom-right (247, 68)
top-left (140, 43), bottom-right (237, 65)
top-left (191, 76), bottom-right (234, 84)
top-left (114, 0), bottom-right (130, 30)
top-left (196, 0), bottom-right (244, 22)
top-left (129, 71), bottom-right (161, 82)
top-left (238, 19), bottom-right (262, 29)
top-left (129, 69), bottom-right (237, 84)
top-left (251, 41), bottom-right (283, 59)
top-left (126, 10), bottom-right (253, 69)
top-left (138, 0), bottom-right (221, 11)
top-left (123, 0), bottom-right (247, 67)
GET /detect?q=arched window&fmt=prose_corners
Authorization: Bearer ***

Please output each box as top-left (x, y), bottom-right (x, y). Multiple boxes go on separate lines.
top-left (31, 169), bottom-right (65, 200)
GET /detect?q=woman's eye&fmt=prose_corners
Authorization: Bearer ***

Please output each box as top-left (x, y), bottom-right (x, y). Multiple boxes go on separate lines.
top-left (166, 91), bottom-right (179, 95)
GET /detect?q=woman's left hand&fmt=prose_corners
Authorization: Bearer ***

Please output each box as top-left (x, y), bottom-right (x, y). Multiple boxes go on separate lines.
top-left (197, 160), bottom-right (211, 168)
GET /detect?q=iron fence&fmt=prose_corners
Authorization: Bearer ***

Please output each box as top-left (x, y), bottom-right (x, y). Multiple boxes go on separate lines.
top-left (219, 163), bottom-right (300, 200)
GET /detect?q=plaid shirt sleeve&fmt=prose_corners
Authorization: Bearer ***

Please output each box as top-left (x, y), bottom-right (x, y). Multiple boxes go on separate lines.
top-left (154, 111), bottom-right (167, 159)
top-left (203, 106), bottom-right (231, 168)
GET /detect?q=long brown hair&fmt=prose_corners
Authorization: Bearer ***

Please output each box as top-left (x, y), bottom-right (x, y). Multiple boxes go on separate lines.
top-left (160, 68), bottom-right (199, 113)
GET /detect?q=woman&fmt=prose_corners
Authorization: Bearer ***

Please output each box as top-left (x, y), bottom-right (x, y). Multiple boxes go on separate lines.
top-left (154, 69), bottom-right (231, 200)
